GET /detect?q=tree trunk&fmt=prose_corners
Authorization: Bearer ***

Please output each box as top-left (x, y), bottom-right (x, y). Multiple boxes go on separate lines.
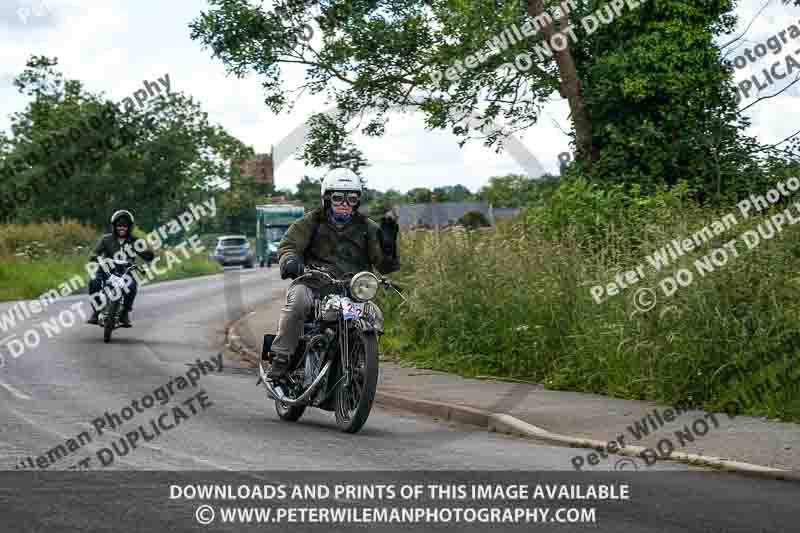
top-left (527, 0), bottom-right (596, 164)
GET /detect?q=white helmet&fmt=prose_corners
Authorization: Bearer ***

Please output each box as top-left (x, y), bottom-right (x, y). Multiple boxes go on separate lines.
top-left (320, 167), bottom-right (363, 199)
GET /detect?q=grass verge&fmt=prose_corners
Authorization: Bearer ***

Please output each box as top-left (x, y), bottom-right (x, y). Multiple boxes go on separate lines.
top-left (379, 181), bottom-right (800, 422)
top-left (1, 221), bottom-right (224, 302)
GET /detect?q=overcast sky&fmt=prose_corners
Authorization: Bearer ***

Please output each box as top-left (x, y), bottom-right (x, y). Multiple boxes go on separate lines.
top-left (1, 0), bottom-right (798, 194)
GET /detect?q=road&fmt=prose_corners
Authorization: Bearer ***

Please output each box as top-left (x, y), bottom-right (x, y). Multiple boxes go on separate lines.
top-left (0, 269), bottom-right (797, 532)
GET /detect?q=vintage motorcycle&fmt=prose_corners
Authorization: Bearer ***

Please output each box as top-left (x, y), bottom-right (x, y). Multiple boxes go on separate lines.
top-left (257, 268), bottom-right (404, 433)
top-left (94, 259), bottom-right (141, 343)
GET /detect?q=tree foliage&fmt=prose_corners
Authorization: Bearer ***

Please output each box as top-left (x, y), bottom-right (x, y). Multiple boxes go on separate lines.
top-left (218, 172), bottom-right (276, 234)
top-left (189, 0), bottom-right (582, 175)
top-left (0, 56), bottom-right (252, 229)
top-left (407, 187), bottom-right (433, 204)
top-left (433, 184), bottom-right (474, 202)
top-left (478, 173), bottom-right (560, 207)
top-left (300, 113), bottom-right (368, 173)
top-left (188, 0), bottom-right (796, 204)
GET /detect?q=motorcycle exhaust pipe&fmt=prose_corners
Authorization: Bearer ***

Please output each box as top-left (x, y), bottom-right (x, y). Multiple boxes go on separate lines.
top-left (258, 360), bottom-right (332, 406)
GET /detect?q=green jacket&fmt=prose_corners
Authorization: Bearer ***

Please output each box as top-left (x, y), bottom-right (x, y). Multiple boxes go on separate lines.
top-left (278, 208), bottom-right (399, 279)
top-left (90, 233), bottom-right (155, 264)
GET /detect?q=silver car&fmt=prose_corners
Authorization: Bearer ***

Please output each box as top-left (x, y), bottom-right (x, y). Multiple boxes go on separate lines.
top-left (209, 235), bottom-right (255, 268)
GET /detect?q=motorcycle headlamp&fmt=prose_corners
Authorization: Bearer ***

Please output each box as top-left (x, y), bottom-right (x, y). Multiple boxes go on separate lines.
top-left (350, 272), bottom-right (379, 301)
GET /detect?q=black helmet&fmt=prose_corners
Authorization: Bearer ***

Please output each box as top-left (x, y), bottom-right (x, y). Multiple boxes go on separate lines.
top-left (110, 209), bottom-right (134, 231)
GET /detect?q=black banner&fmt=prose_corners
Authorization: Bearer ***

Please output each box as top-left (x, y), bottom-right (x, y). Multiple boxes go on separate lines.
top-left (0, 471), bottom-right (797, 532)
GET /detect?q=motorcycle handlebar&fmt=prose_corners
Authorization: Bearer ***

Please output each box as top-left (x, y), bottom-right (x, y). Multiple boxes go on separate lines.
top-left (381, 279), bottom-right (404, 293)
top-left (296, 269), bottom-right (407, 294)
top-left (291, 268), bottom-right (340, 286)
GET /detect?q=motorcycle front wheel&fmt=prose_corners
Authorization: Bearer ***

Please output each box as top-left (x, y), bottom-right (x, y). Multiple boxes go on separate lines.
top-left (334, 332), bottom-right (379, 434)
top-left (103, 300), bottom-right (119, 343)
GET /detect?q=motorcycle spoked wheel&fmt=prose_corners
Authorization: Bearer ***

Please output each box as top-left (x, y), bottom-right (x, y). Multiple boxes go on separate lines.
top-left (103, 299), bottom-right (120, 343)
top-left (334, 332), bottom-right (379, 434)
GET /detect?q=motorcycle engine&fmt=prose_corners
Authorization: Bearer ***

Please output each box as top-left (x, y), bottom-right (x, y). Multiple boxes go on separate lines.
top-left (319, 295), bottom-right (343, 322)
top-left (302, 336), bottom-right (326, 389)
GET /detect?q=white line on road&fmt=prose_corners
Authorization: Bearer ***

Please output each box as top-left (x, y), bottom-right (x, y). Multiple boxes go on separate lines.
top-left (0, 380), bottom-right (31, 400)
top-left (9, 408), bottom-right (137, 469)
top-left (77, 422), bottom-right (237, 471)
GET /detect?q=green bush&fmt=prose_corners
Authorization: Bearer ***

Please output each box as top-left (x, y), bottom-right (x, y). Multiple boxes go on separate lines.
top-left (457, 210), bottom-right (491, 230)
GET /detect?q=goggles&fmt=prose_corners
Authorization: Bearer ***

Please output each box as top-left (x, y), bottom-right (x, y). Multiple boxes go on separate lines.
top-left (330, 192), bottom-right (361, 206)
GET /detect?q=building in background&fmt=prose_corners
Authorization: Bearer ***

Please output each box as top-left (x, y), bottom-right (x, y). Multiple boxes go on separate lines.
top-left (260, 195), bottom-right (304, 207)
top-left (233, 147), bottom-right (275, 188)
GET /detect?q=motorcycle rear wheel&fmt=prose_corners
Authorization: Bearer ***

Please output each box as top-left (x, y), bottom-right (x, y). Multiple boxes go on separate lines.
top-left (334, 332), bottom-right (379, 434)
top-left (103, 300), bottom-right (119, 343)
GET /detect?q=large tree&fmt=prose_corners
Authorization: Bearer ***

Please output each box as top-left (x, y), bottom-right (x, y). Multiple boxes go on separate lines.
top-left (189, 1), bottom-right (782, 202)
top-left (189, 1), bottom-right (596, 169)
top-left (0, 56), bottom-right (252, 227)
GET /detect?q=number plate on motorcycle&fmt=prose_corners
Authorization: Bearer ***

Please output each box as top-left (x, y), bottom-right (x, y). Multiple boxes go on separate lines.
top-left (108, 275), bottom-right (127, 289)
top-left (342, 301), bottom-right (367, 321)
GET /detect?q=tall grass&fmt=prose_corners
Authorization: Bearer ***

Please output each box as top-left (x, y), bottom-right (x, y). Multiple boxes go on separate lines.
top-left (0, 220), bottom-right (223, 301)
top-left (0, 220), bottom-right (97, 258)
top-left (381, 179), bottom-right (800, 421)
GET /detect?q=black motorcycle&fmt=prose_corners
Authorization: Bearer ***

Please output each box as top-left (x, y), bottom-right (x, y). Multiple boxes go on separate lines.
top-left (258, 268), bottom-right (404, 433)
top-left (94, 259), bottom-right (141, 343)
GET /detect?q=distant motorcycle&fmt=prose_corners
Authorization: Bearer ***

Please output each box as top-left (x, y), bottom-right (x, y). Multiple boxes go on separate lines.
top-left (94, 259), bottom-right (141, 343)
top-left (258, 267), bottom-right (405, 433)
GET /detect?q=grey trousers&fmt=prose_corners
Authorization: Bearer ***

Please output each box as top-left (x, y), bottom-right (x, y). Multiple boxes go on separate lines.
top-left (271, 284), bottom-right (315, 358)
top-left (271, 283), bottom-right (386, 358)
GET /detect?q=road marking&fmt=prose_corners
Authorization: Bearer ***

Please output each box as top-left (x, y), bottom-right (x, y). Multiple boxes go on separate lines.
top-left (9, 408), bottom-right (139, 468)
top-left (0, 380), bottom-right (31, 400)
top-left (77, 422), bottom-right (237, 471)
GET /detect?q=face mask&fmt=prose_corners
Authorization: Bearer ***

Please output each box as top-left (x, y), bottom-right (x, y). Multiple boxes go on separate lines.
top-left (329, 208), bottom-right (353, 224)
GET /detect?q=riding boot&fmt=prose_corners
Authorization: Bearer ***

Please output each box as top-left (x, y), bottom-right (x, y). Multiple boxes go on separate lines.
top-left (267, 352), bottom-right (291, 380)
top-left (87, 308), bottom-right (100, 325)
top-left (118, 308), bottom-right (132, 328)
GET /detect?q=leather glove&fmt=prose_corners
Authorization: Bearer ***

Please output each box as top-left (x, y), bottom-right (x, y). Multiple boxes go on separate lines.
top-left (280, 255), bottom-right (304, 280)
top-left (380, 216), bottom-right (399, 259)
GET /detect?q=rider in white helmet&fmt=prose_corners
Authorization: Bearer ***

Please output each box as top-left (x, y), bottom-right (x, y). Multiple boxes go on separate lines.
top-left (322, 167), bottom-right (363, 225)
top-left (267, 167), bottom-right (400, 380)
